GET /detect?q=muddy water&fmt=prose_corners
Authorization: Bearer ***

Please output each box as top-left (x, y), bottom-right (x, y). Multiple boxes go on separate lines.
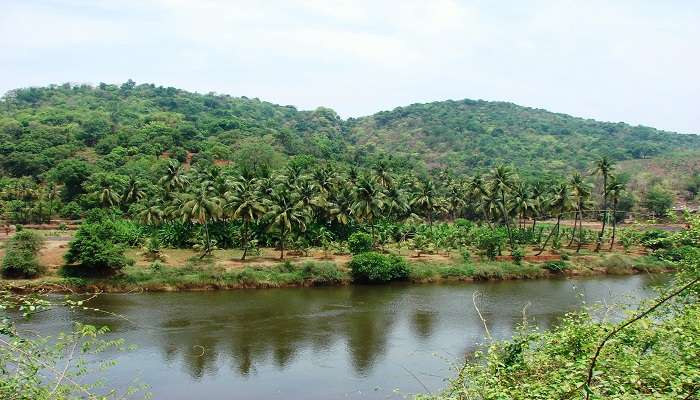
top-left (20, 274), bottom-right (669, 399)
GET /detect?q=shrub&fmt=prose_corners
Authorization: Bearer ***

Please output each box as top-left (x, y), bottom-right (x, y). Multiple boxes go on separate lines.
top-left (639, 229), bottom-right (671, 251)
top-left (60, 201), bottom-right (83, 220)
top-left (1, 231), bottom-right (46, 278)
top-left (543, 260), bottom-right (569, 273)
top-left (349, 252), bottom-right (409, 283)
top-left (597, 254), bottom-right (634, 274)
top-left (348, 232), bottom-right (374, 254)
top-left (301, 262), bottom-right (344, 285)
top-left (63, 212), bottom-right (131, 275)
top-left (142, 237), bottom-right (165, 261)
top-left (471, 227), bottom-right (506, 260)
top-left (511, 247), bottom-right (525, 265)
top-left (460, 248), bottom-right (472, 263)
top-left (440, 265), bottom-right (474, 278)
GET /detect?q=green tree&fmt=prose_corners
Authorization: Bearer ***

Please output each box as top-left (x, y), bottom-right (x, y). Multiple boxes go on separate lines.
top-left (352, 175), bottom-right (385, 241)
top-left (644, 185), bottom-right (674, 218)
top-left (536, 182), bottom-right (571, 256)
top-left (592, 157), bottom-right (614, 252)
top-left (181, 183), bottom-right (222, 257)
top-left (265, 188), bottom-right (307, 260)
top-left (225, 178), bottom-right (266, 260)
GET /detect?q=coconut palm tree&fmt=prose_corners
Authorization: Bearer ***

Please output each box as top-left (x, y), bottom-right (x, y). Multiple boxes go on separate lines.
top-left (159, 160), bottom-right (189, 192)
top-left (351, 175), bottom-right (385, 240)
top-left (468, 174), bottom-right (492, 227)
top-left (529, 181), bottom-right (547, 232)
top-left (511, 182), bottom-right (533, 230)
top-left (265, 187), bottom-right (307, 260)
top-left (326, 185), bottom-right (353, 226)
top-left (568, 173), bottom-right (585, 247)
top-left (137, 203), bottom-right (164, 226)
top-left (607, 176), bottom-right (626, 250)
top-left (489, 165), bottom-right (515, 249)
top-left (592, 157), bottom-right (614, 252)
top-left (536, 182), bottom-right (571, 256)
top-left (181, 183), bottom-right (222, 258)
top-left (410, 178), bottom-right (441, 228)
top-left (373, 161), bottom-right (393, 188)
top-left (445, 181), bottom-right (466, 221)
top-left (225, 178), bottom-right (266, 260)
top-left (121, 176), bottom-right (145, 207)
top-left (95, 179), bottom-right (120, 209)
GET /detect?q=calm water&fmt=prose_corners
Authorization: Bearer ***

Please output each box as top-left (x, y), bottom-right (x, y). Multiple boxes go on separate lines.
top-left (19, 275), bottom-right (669, 399)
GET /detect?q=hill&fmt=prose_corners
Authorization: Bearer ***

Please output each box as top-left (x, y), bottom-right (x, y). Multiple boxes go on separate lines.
top-left (1, 82), bottom-right (699, 180)
top-left (348, 99), bottom-right (700, 174)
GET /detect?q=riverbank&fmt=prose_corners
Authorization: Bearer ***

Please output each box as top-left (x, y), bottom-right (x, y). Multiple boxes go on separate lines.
top-left (0, 251), bottom-right (674, 293)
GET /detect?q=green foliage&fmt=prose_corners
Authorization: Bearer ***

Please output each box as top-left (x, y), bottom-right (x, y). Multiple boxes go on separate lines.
top-left (639, 229), bottom-right (672, 251)
top-left (301, 262), bottom-right (344, 285)
top-left (543, 260), bottom-right (569, 273)
top-left (348, 252), bottom-right (409, 283)
top-left (471, 226), bottom-right (506, 260)
top-left (0, 290), bottom-right (148, 399)
top-left (511, 247), bottom-right (525, 265)
top-left (422, 301), bottom-right (700, 400)
top-left (597, 254), bottom-right (635, 274)
top-left (63, 211), bottom-right (132, 275)
top-left (644, 185), bottom-right (674, 217)
top-left (1, 230), bottom-right (46, 278)
top-left (347, 231), bottom-right (374, 254)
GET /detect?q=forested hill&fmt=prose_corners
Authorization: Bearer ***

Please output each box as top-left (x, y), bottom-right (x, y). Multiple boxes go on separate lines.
top-left (347, 99), bottom-right (700, 174)
top-left (1, 82), bottom-right (698, 179)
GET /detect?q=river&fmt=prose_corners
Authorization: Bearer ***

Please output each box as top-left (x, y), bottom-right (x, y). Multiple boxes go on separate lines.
top-left (18, 274), bottom-right (670, 399)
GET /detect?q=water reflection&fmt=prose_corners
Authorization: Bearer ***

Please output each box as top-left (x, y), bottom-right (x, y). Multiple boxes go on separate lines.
top-left (19, 274), bottom-right (669, 400)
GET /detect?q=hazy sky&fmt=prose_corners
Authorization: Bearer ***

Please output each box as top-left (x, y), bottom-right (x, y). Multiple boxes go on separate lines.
top-left (2, 0), bottom-right (699, 133)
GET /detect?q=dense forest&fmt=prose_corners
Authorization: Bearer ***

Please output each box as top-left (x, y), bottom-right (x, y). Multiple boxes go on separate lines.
top-left (2, 81), bottom-right (699, 182)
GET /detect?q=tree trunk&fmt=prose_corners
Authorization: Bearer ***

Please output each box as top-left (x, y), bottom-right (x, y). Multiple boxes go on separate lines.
top-left (568, 210), bottom-right (579, 247)
top-left (279, 230), bottom-right (286, 260)
top-left (609, 200), bottom-right (618, 250)
top-left (241, 222), bottom-right (248, 261)
top-left (576, 215), bottom-right (585, 253)
top-left (501, 192), bottom-right (514, 250)
top-left (536, 214), bottom-right (561, 256)
top-left (595, 176), bottom-right (608, 252)
top-left (200, 220), bottom-right (211, 259)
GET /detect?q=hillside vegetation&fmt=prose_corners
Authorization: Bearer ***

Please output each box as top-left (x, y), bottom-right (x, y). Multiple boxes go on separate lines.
top-left (1, 82), bottom-right (699, 180)
top-left (348, 99), bottom-right (700, 174)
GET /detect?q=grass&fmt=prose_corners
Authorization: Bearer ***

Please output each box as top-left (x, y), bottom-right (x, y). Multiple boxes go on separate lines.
top-left (408, 261), bottom-right (547, 282)
top-left (596, 254), bottom-right (674, 274)
top-left (0, 242), bottom-right (675, 292)
top-left (106, 260), bottom-right (350, 290)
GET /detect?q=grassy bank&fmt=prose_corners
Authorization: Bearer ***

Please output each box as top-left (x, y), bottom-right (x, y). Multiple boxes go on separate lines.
top-left (1, 252), bottom-right (674, 293)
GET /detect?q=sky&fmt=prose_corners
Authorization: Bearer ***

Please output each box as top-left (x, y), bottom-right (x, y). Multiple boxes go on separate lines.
top-left (2, 0), bottom-right (699, 133)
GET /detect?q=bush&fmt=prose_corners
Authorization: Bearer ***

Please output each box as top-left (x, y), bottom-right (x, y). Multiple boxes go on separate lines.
top-left (511, 247), bottom-right (525, 265)
top-left (639, 229), bottom-right (671, 251)
top-left (60, 201), bottom-right (83, 220)
top-left (348, 232), bottom-right (374, 254)
top-left (63, 212), bottom-right (131, 275)
top-left (543, 260), bottom-right (569, 273)
top-left (1, 231), bottom-right (46, 278)
top-left (471, 227), bottom-right (506, 260)
top-left (460, 248), bottom-right (472, 263)
top-left (597, 254), bottom-right (634, 274)
top-left (440, 264), bottom-right (474, 278)
top-left (349, 252), bottom-right (409, 283)
top-left (301, 262), bottom-right (344, 285)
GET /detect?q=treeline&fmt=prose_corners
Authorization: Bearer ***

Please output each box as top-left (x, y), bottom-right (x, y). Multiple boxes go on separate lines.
top-left (3, 154), bottom-right (676, 262)
top-left (2, 81), bottom-right (700, 182)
